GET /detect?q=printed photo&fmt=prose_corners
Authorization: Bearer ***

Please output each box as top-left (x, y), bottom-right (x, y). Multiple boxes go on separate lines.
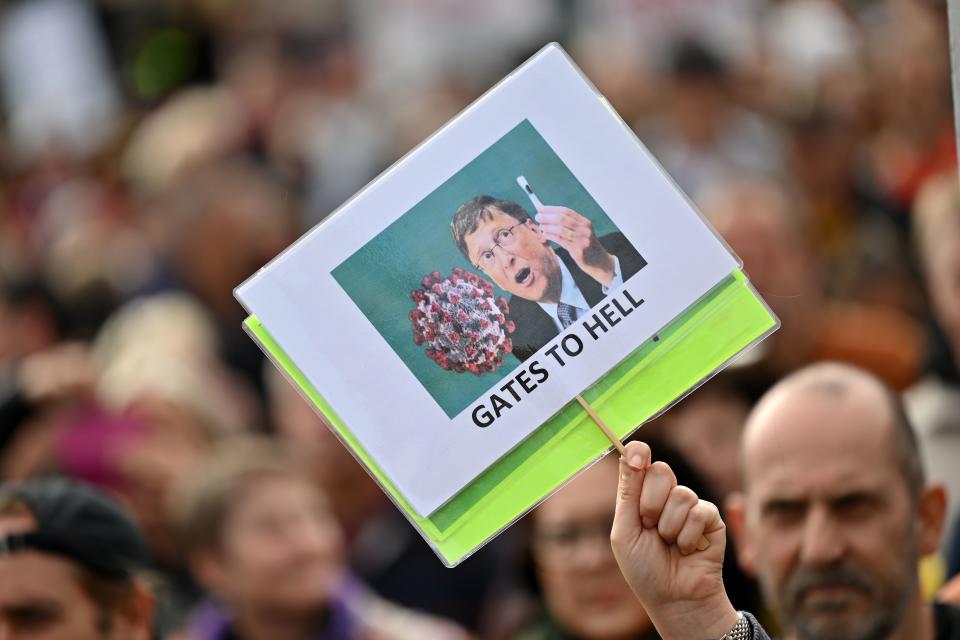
top-left (236, 44), bottom-right (739, 515)
top-left (333, 119), bottom-right (645, 418)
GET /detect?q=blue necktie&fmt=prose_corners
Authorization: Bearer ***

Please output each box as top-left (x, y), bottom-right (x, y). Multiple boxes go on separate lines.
top-left (557, 302), bottom-right (579, 329)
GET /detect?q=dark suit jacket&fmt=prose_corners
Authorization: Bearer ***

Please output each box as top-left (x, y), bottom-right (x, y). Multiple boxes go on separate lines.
top-left (508, 232), bottom-right (647, 362)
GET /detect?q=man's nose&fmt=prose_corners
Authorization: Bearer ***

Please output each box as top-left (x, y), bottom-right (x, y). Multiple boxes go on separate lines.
top-left (568, 531), bottom-right (615, 572)
top-left (799, 505), bottom-right (846, 565)
top-left (493, 246), bottom-right (515, 269)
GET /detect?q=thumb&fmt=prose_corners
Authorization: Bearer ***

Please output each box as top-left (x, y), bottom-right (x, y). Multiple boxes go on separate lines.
top-left (612, 441), bottom-right (651, 538)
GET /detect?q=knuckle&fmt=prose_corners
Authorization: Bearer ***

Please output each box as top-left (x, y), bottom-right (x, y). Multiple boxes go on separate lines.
top-left (671, 485), bottom-right (698, 505)
top-left (637, 502), bottom-right (661, 520)
top-left (688, 505), bottom-right (708, 526)
top-left (636, 496), bottom-right (657, 513)
top-left (648, 461), bottom-right (669, 474)
top-left (648, 461), bottom-right (675, 482)
top-left (699, 499), bottom-right (720, 518)
top-left (659, 527), bottom-right (677, 543)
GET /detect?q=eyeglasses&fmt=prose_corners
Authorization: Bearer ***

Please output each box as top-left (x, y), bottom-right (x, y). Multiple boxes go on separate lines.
top-left (532, 513), bottom-right (616, 563)
top-left (473, 222), bottom-right (526, 271)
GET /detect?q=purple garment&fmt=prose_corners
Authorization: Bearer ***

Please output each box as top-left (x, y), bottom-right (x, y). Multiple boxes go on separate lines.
top-left (55, 402), bottom-right (146, 491)
top-left (185, 578), bottom-right (361, 640)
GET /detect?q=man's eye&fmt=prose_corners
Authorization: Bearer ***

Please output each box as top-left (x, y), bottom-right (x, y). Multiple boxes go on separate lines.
top-left (480, 251), bottom-right (495, 264)
top-left (496, 229), bottom-right (512, 243)
top-left (763, 502), bottom-right (805, 524)
top-left (833, 494), bottom-right (878, 519)
top-left (10, 607), bottom-right (58, 631)
top-left (539, 527), bottom-right (580, 547)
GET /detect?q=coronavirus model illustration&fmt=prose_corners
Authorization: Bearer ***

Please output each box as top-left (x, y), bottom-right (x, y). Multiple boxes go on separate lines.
top-left (410, 268), bottom-right (515, 375)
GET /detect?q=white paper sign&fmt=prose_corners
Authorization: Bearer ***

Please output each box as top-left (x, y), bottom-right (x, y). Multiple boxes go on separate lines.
top-left (236, 45), bottom-right (738, 516)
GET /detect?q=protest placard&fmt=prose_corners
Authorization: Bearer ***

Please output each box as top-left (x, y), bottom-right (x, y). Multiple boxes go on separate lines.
top-left (236, 43), bottom-right (777, 566)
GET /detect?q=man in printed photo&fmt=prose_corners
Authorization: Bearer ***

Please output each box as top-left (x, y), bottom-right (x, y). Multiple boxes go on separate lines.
top-left (451, 196), bottom-right (646, 361)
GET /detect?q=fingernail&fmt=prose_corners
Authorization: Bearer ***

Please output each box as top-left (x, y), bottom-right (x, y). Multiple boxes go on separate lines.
top-left (628, 452), bottom-right (644, 470)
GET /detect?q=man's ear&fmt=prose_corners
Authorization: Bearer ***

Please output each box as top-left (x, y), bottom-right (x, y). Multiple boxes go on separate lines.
top-left (916, 483), bottom-right (947, 557)
top-left (114, 578), bottom-right (156, 640)
top-left (724, 492), bottom-right (758, 576)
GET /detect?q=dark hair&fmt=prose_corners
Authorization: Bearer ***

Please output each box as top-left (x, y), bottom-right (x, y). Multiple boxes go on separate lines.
top-left (451, 196), bottom-right (531, 261)
top-left (0, 271), bottom-right (68, 338)
top-left (885, 386), bottom-right (926, 500)
top-left (76, 569), bottom-right (136, 636)
top-left (669, 39), bottom-right (727, 80)
top-left (0, 495), bottom-right (151, 636)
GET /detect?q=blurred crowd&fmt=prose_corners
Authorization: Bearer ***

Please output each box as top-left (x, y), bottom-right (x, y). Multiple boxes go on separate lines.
top-left (0, 0), bottom-right (958, 639)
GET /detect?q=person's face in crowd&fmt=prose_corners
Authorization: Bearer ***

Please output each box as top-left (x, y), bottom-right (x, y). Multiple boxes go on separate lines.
top-left (658, 389), bottom-right (749, 499)
top-left (790, 122), bottom-right (857, 200)
top-left (700, 181), bottom-right (818, 374)
top-left (113, 397), bottom-right (213, 566)
top-left (924, 212), bottom-right (960, 358)
top-left (667, 75), bottom-right (728, 148)
top-left (729, 380), bottom-right (945, 640)
top-left (170, 168), bottom-right (295, 317)
top-left (0, 295), bottom-right (60, 367)
top-left (700, 182), bottom-right (810, 302)
top-left (199, 475), bottom-right (345, 615)
top-left (463, 208), bottom-right (561, 303)
top-left (532, 456), bottom-right (652, 640)
top-left (0, 298), bottom-right (12, 366)
top-left (872, 0), bottom-right (951, 131)
top-left (267, 369), bottom-right (385, 533)
top-left (0, 511), bottom-right (151, 640)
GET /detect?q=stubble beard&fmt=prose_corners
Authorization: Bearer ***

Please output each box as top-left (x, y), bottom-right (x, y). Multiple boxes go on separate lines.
top-left (539, 251), bottom-right (563, 304)
top-left (767, 548), bottom-right (918, 640)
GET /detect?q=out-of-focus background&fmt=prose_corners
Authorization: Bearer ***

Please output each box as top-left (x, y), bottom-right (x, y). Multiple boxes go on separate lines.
top-left (0, 0), bottom-right (957, 638)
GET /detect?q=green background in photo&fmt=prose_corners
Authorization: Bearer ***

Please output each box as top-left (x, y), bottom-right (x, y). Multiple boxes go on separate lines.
top-left (332, 119), bottom-right (619, 418)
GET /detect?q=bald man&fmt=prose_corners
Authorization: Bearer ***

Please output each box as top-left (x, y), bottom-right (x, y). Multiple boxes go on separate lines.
top-left (726, 362), bottom-right (960, 639)
top-left (610, 363), bottom-right (960, 640)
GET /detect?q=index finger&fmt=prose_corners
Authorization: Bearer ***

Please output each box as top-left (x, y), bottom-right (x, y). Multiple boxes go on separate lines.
top-left (612, 441), bottom-right (651, 536)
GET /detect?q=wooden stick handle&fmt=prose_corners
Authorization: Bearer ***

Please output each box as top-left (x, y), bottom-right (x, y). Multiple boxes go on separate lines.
top-left (575, 394), bottom-right (626, 456)
top-left (574, 394), bottom-right (710, 552)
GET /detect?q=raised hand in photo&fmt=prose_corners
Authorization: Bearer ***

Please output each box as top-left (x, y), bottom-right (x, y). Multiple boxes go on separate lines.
top-left (535, 206), bottom-right (617, 288)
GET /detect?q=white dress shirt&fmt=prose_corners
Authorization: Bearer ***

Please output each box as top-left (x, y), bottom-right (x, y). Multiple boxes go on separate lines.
top-left (537, 255), bottom-right (623, 332)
